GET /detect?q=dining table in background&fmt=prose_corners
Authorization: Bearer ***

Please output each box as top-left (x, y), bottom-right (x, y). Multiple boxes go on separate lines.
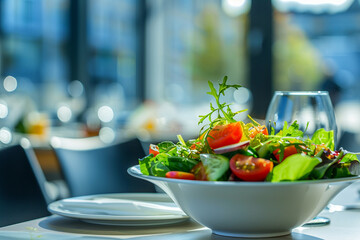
top-left (1, 181), bottom-right (360, 240)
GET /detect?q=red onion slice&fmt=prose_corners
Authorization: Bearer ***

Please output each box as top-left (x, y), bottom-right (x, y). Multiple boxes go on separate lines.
top-left (213, 140), bottom-right (250, 154)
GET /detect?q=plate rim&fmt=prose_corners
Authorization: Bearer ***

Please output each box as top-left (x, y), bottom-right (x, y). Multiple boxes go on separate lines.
top-left (48, 192), bottom-right (189, 222)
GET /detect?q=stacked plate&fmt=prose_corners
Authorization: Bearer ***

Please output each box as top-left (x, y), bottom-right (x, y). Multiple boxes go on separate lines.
top-left (48, 193), bottom-right (189, 226)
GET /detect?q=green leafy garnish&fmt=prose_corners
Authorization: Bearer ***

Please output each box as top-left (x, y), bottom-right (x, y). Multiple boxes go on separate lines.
top-left (198, 76), bottom-right (243, 125)
top-left (309, 150), bottom-right (343, 179)
top-left (198, 76), bottom-right (246, 151)
top-left (268, 153), bottom-right (322, 182)
top-left (252, 121), bottom-right (310, 163)
top-left (139, 138), bottom-right (202, 177)
top-left (276, 121), bottom-right (304, 138)
top-left (139, 152), bottom-right (198, 177)
top-left (311, 128), bottom-right (334, 151)
top-left (341, 153), bottom-right (359, 163)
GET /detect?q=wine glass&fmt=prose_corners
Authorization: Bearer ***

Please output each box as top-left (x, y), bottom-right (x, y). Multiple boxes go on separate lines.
top-left (266, 91), bottom-right (337, 146)
top-left (265, 91), bottom-right (337, 226)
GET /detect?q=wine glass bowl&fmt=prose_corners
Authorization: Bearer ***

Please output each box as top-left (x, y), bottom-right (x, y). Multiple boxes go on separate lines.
top-left (266, 91), bottom-right (337, 144)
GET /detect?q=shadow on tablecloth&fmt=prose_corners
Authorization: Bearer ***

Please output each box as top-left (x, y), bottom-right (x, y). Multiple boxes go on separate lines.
top-left (38, 215), bottom-right (211, 239)
top-left (38, 215), bottom-right (324, 240)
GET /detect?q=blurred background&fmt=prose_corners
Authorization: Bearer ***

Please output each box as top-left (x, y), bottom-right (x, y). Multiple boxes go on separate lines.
top-left (0, 0), bottom-right (359, 153)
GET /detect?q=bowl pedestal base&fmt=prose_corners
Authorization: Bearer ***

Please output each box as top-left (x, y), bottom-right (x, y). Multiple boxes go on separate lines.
top-left (212, 230), bottom-right (291, 238)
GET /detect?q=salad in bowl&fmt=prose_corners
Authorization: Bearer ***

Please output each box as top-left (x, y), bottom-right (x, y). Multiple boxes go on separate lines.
top-left (139, 77), bottom-right (360, 183)
top-left (129, 77), bottom-right (360, 237)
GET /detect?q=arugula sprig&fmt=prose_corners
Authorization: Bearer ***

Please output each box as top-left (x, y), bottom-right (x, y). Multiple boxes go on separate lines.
top-left (198, 76), bottom-right (247, 150)
top-left (252, 121), bottom-right (312, 162)
top-left (157, 138), bottom-right (199, 160)
top-left (198, 76), bottom-right (244, 125)
top-left (139, 138), bottom-right (201, 177)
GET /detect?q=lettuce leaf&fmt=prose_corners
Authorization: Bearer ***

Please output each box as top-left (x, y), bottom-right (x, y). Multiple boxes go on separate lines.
top-left (309, 156), bottom-right (338, 180)
top-left (139, 153), bottom-right (199, 177)
top-left (268, 153), bottom-right (321, 182)
top-left (276, 121), bottom-right (304, 138)
top-left (325, 161), bottom-right (360, 178)
top-left (341, 153), bottom-right (359, 163)
top-left (311, 129), bottom-right (334, 151)
top-left (139, 153), bottom-right (171, 177)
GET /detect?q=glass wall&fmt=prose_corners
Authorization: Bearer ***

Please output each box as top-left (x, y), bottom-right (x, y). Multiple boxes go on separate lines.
top-left (0, 0), bottom-right (144, 142)
top-left (1, 0), bottom-right (69, 114)
top-left (272, 0), bottom-right (360, 151)
top-left (87, 0), bottom-right (138, 105)
top-left (138, 0), bottom-right (250, 140)
top-left (2, 0), bottom-right (360, 147)
top-left (146, 0), bottom-right (248, 104)
top-left (85, 0), bottom-right (141, 137)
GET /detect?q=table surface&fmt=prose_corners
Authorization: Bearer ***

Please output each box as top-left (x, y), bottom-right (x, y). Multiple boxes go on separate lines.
top-left (1, 182), bottom-right (360, 240)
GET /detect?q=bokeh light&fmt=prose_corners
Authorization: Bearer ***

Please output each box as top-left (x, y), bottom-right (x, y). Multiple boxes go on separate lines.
top-left (99, 127), bottom-right (115, 143)
top-left (0, 101), bottom-right (8, 119)
top-left (3, 76), bottom-right (17, 92)
top-left (57, 106), bottom-right (73, 123)
top-left (98, 106), bottom-right (114, 123)
top-left (0, 127), bottom-right (12, 144)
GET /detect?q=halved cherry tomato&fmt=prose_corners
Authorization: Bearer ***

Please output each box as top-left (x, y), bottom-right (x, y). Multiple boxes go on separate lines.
top-left (229, 154), bottom-right (273, 181)
top-left (273, 145), bottom-right (298, 162)
top-left (248, 125), bottom-right (269, 139)
top-left (149, 144), bottom-right (159, 156)
top-left (190, 141), bottom-right (201, 150)
top-left (165, 171), bottom-right (195, 180)
top-left (207, 122), bottom-right (243, 149)
top-left (190, 162), bottom-right (208, 180)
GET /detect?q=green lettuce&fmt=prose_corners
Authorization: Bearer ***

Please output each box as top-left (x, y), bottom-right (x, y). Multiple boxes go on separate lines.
top-left (309, 151), bottom-right (340, 180)
top-left (325, 161), bottom-right (360, 178)
top-left (139, 140), bottom-right (200, 177)
top-left (341, 153), bottom-right (359, 163)
top-left (139, 153), bottom-right (198, 177)
top-left (276, 121), bottom-right (304, 138)
top-left (311, 129), bottom-right (334, 151)
top-left (268, 153), bottom-right (321, 182)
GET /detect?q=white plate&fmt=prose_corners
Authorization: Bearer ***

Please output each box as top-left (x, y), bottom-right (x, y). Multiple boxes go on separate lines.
top-left (48, 193), bottom-right (189, 226)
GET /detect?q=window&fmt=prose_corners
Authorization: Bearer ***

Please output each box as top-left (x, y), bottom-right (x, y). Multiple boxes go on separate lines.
top-left (146, 0), bottom-right (248, 104)
top-left (1, 0), bottom-right (69, 114)
top-left (272, 0), bottom-right (360, 151)
top-left (137, 0), bottom-right (250, 140)
top-left (0, 0), bottom-right (144, 140)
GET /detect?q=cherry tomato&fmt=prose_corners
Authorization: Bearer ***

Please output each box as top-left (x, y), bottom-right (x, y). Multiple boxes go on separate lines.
top-left (273, 145), bottom-right (298, 162)
top-left (248, 125), bottom-right (269, 139)
top-left (229, 154), bottom-right (273, 181)
top-left (190, 141), bottom-right (201, 150)
top-left (149, 144), bottom-right (159, 156)
top-left (191, 162), bottom-right (208, 180)
top-left (165, 171), bottom-right (195, 180)
top-left (207, 122), bottom-right (243, 149)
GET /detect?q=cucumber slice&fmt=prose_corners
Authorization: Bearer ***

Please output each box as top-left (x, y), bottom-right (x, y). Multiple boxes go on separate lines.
top-left (200, 154), bottom-right (230, 181)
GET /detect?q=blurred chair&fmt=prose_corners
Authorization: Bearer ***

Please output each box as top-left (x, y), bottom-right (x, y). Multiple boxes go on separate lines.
top-left (50, 136), bottom-right (155, 197)
top-left (0, 139), bottom-right (50, 227)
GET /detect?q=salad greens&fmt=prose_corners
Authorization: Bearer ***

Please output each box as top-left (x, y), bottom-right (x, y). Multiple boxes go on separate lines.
top-left (198, 76), bottom-right (244, 125)
top-left (198, 76), bottom-right (247, 152)
top-left (267, 153), bottom-right (322, 182)
top-left (139, 139), bottom-right (199, 177)
top-left (139, 76), bottom-right (360, 182)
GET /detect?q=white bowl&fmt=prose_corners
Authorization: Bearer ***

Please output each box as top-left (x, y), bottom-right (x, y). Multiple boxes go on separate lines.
top-left (128, 165), bottom-right (360, 238)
